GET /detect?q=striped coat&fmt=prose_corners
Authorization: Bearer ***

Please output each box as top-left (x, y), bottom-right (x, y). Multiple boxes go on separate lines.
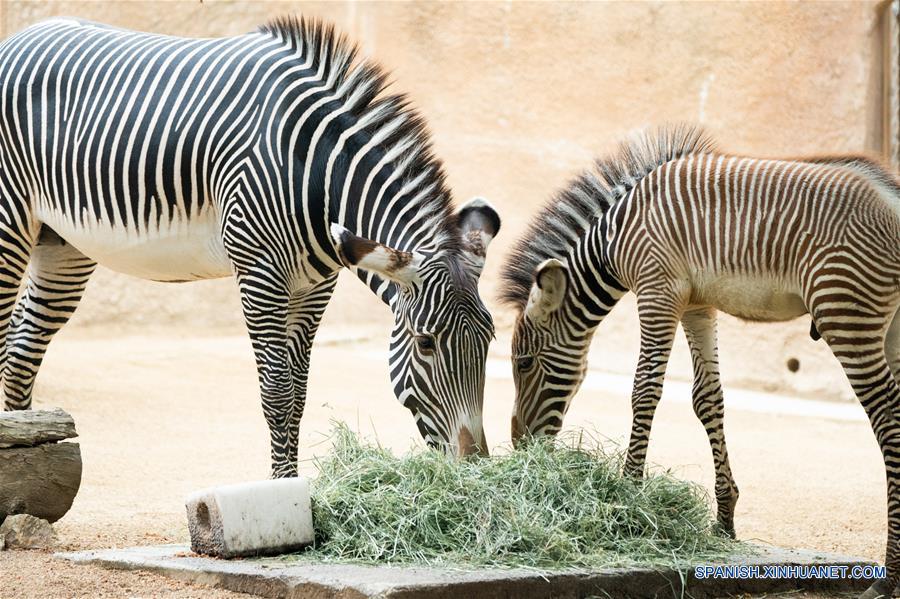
top-left (0, 17), bottom-right (500, 475)
top-left (502, 127), bottom-right (900, 596)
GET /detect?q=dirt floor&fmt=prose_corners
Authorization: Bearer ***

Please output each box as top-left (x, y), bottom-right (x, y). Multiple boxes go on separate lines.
top-left (0, 326), bottom-right (885, 598)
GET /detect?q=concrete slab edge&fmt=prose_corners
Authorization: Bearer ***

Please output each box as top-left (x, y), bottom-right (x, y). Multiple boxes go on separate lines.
top-left (57, 544), bottom-right (878, 599)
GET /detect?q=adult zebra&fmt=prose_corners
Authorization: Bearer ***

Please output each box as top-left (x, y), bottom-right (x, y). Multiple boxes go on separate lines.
top-left (0, 17), bottom-right (501, 476)
top-left (501, 126), bottom-right (900, 598)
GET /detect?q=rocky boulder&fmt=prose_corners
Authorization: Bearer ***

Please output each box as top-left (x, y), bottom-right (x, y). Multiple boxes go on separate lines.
top-left (0, 514), bottom-right (58, 550)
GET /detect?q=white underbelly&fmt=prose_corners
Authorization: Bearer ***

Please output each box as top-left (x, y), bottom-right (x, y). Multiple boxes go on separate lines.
top-left (691, 274), bottom-right (807, 322)
top-left (38, 212), bottom-right (233, 282)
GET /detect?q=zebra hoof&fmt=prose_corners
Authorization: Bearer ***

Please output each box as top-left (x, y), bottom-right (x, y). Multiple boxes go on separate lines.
top-left (270, 464), bottom-right (298, 479)
top-left (713, 521), bottom-right (736, 539)
top-left (859, 578), bottom-right (894, 599)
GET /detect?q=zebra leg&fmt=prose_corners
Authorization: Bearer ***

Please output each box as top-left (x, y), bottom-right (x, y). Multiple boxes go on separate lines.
top-left (3, 237), bottom-right (96, 409)
top-left (235, 269), bottom-right (298, 478)
top-left (814, 307), bottom-right (900, 598)
top-left (681, 307), bottom-right (739, 538)
top-left (0, 208), bottom-right (38, 410)
top-left (285, 273), bottom-right (338, 466)
top-left (623, 293), bottom-right (683, 478)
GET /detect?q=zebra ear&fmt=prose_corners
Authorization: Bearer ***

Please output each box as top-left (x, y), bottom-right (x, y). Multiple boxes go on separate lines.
top-left (525, 259), bottom-right (568, 322)
top-left (456, 197), bottom-right (501, 275)
top-left (330, 224), bottom-right (422, 285)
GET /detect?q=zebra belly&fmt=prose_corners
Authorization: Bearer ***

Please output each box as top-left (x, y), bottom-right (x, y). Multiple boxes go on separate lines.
top-left (38, 213), bottom-right (233, 282)
top-left (690, 275), bottom-right (807, 322)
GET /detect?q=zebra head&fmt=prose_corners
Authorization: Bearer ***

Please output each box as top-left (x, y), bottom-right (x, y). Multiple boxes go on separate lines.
top-left (510, 258), bottom-right (590, 445)
top-left (331, 198), bottom-right (501, 457)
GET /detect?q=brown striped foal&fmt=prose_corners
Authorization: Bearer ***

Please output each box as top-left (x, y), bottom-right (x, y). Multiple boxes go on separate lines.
top-left (500, 126), bottom-right (900, 598)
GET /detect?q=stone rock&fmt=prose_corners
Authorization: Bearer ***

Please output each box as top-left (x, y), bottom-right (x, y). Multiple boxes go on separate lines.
top-left (0, 514), bottom-right (58, 550)
top-left (0, 408), bottom-right (77, 447)
top-left (0, 442), bottom-right (82, 523)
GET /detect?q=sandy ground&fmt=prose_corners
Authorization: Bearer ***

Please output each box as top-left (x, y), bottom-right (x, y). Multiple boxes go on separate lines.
top-left (0, 326), bottom-right (885, 598)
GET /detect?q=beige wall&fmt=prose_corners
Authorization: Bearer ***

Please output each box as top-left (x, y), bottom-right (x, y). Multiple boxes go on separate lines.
top-left (0, 1), bottom-right (889, 398)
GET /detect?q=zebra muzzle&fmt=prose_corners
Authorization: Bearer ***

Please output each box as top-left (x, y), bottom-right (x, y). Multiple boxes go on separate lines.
top-left (457, 425), bottom-right (488, 458)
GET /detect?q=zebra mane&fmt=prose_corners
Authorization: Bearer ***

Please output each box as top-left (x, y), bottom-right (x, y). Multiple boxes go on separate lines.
top-left (499, 125), bottom-right (718, 310)
top-left (802, 154), bottom-right (900, 198)
top-left (259, 16), bottom-right (458, 251)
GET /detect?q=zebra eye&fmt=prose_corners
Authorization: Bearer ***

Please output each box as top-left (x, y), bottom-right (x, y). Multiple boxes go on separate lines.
top-left (516, 356), bottom-right (534, 371)
top-left (416, 335), bottom-right (436, 352)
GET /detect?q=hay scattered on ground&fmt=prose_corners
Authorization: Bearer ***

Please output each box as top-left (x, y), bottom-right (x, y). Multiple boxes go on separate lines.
top-left (295, 424), bottom-right (744, 569)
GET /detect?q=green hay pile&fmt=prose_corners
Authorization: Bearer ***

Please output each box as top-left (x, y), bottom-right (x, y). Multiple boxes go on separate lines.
top-left (297, 424), bottom-right (743, 569)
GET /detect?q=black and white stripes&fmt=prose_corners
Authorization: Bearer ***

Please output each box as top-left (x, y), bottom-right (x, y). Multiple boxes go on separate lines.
top-left (502, 126), bottom-right (900, 596)
top-left (0, 17), bottom-right (501, 476)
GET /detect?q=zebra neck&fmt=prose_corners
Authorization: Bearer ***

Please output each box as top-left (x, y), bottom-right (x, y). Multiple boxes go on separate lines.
top-left (334, 179), bottom-right (448, 305)
top-left (314, 124), bottom-right (451, 304)
top-left (562, 224), bottom-right (627, 335)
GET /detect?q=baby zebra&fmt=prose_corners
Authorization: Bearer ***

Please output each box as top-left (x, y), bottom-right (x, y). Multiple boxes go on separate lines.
top-left (500, 126), bottom-right (900, 598)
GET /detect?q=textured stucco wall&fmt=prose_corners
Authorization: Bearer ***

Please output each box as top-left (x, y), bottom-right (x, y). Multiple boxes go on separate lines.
top-left (0, 1), bottom-right (889, 398)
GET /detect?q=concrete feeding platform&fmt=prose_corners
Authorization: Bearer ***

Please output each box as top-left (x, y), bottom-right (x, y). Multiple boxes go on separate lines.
top-left (58, 543), bottom-right (876, 598)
